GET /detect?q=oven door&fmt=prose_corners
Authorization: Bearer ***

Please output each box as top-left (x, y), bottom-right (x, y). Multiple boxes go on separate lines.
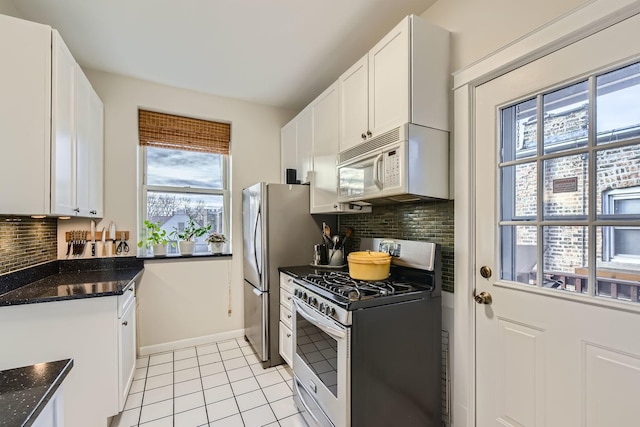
top-left (337, 150), bottom-right (383, 202)
top-left (292, 298), bottom-right (350, 427)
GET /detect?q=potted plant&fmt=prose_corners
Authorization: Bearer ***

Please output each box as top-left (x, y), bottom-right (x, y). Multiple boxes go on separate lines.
top-left (138, 220), bottom-right (169, 256)
top-left (206, 232), bottom-right (226, 254)
top-left (170, 217), bottom-right (211, 255)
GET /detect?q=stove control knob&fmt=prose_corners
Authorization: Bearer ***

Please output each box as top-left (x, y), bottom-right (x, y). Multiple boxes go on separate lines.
top-left (311, 298), bottom-right (318, 306)
top-left (293, 289), bottom-right (299, 297)
top-left (319, 302), bottom-right (325, 312)
top-left (326, 306), bottom-right (335, 316)
top-left (302, 292), bottom-right (307, 301)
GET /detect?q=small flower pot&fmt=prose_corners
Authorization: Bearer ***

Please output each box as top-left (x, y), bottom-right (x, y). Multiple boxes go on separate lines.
top-left (178, 241), bottom-right (195, 256)
top-left (209, 242), bottom-right (223, 254)
top-left (152, 243), bottom-right (167, 257)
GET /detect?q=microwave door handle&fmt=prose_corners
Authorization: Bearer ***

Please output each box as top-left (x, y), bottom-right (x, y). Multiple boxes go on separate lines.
top-left (372, 153), bottom-right (383, 190)
top-left (293, 300), bottom-right (346, 340)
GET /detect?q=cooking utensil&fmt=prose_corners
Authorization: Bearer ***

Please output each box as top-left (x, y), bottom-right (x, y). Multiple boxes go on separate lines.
top-left (347, 250), bottom-right (391, 280)
top-left (116, 231), bottom-right (129, 254)
top-left (332, 235), bottom-right (340, 249)
top-left (322, 223), bottom-right (332, 248)
top-left (101, 227), bottom-right (106, 256)
top-left (90, 220), bottom-right (96, 256)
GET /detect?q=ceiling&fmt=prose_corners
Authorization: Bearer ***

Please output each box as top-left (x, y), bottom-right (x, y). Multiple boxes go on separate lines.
top-left (11, 0), bottom-right (437, 111)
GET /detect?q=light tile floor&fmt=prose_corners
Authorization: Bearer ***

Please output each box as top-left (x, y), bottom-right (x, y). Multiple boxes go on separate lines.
top-left (110, 337), bottom-right (307, 427)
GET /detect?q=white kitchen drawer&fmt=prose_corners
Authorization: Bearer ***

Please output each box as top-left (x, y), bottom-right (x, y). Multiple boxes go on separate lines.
top-left (280, 287), bottom-right (292, 309)
top-left (279, 321), bottom-right (293, 367)
top-left (280, 273), bottom-right (295, 294)
top-left (117, 281), bottom-right (135, 318)
top-left (280, 303), bottom-right (293, 330)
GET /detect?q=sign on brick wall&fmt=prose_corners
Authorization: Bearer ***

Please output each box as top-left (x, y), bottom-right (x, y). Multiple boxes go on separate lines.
top-left (553, 177), bottom-right (579, 193)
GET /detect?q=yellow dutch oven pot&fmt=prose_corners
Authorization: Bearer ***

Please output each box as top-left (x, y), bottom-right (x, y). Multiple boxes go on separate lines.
top-left (347, 251), bottom-right (392, 281)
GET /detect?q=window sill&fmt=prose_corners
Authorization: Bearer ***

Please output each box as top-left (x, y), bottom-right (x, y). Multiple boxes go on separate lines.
top-left (137, 253), bottom-right (232, 262)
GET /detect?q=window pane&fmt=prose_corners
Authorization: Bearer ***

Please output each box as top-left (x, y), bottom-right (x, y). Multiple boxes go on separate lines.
top-left (543, 154), bottom-right (589, 220)
top-left (596, 143), bottom-right (640, 217)
top-left (501, 98), bottom-right (537, 161)
top-left (501, 225), bottom-right (537, 285)
top-left (501, 163), bottom-right (537, 220)
top-left (146, 146), bottom-right (224, 189)
top-left (596, 226), bottom-right (640, 303)
top-left (542, 226), bottom-right (588, 294)
top-left (146, 191), bottom-right (224, 253)
top-left (543, 81), bottom-right (589, 154)
top-left (596, 62), bottom-right (640, 145)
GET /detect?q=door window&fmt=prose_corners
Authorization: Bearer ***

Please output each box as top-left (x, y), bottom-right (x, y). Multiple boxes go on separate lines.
top-left (500, 61), bottom-right (640, 303)
top-left (295, 315), bottom-right (339, 397)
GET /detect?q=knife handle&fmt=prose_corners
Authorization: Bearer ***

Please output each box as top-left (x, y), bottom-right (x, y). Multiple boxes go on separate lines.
top-left (91, 243), bottom-right (96, 257)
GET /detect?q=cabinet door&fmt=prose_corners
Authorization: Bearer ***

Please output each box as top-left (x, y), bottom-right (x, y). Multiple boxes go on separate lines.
top-left (279, 321), bottom-right (293, 366)
top-left (296, 108), bottom-right (313, 184)
top-left (310, 83), bottom-right (340, 213)
top-left (368, 16), bottom-right (410, 137)
top-left (339, 55), bottom-right (369, 152)
top-left (88, 85), bottom-right (104, 217)
top-left (75, 66), bottom-right (91, 216)
top-left (118, 299), bottom-right (136, 411)
top-left (0, 15), bottom-right (51, 215)
top-left (281, 120), bottom-right (297, 183)
top-left (51, 31), bottom-right (77, 216)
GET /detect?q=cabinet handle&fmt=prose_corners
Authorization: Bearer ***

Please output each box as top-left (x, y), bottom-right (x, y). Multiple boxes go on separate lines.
top-left (90, 210), bottom-right (97, 215)
top-left (287, 314), bottom-right (292, 318)
top-left (367, 130), bottom-right (372, 137)
top-left (287, 333), bottom-right (291, 338)
top-left (122, 321), bottom-right (128, 326)
top-left (73, 207), bottom-right (80, 213)
top-left (287, 296), bottom-right (292, 300)
top-left (128, 287), bottom-right (134, 292)
top-left (361, 133), bottom-right (367, 140)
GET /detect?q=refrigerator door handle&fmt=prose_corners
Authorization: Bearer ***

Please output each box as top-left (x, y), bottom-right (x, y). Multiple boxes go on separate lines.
top-left (253, 205), bottom-right (262, 281)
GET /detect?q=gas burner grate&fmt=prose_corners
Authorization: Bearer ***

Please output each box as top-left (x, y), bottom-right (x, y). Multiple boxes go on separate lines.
top-left (301, 271), bottom-right (419, 301)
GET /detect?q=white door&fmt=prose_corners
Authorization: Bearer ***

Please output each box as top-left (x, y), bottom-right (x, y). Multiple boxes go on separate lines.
top-left (475, 13), bottom-right (640, 427)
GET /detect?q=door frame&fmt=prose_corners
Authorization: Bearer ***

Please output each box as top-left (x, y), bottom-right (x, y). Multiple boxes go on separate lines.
top-left (451, 1), bottom-right (640, 426)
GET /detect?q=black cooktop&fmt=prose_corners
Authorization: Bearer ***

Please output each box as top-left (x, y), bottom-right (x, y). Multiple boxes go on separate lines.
top-left (293, 266), bottom-right (437, 310)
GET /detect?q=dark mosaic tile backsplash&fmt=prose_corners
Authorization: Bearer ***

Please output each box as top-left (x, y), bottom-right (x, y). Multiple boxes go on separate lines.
top-left (338, 200), bottom-right (454, 292)
top-left (0, 217), bottom-right (57, 275)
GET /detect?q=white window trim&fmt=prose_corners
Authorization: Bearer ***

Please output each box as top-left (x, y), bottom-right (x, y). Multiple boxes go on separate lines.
top-left (138, 146), bottom-right (231, 255)
top-left (602, 186), bottom-right (640, 263)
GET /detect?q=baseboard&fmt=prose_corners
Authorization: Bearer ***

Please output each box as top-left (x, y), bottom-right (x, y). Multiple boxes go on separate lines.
top-left (139, 329), bottom-right (245, 356)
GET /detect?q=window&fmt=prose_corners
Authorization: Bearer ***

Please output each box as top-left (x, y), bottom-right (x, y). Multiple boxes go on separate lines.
top-left (499, 61), bottom-right (640, 303)
top-left (602, 187), bottom-right (640, 263)
top-left (139, 110), bottom-right (230, 255)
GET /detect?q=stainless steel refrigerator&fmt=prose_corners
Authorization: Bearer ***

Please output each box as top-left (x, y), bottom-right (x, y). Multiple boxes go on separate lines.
top-left (242, 183), bottom-right (331, 367)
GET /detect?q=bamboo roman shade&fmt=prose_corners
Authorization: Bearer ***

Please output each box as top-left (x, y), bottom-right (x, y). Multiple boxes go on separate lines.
top-left (138, 110), bottom-right (230, 155)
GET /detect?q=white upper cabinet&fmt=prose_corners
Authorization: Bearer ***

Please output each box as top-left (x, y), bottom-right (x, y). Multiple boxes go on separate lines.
top-left (280, 107), bottom-right (312, 184)
top-left (75, 65), bottom-right (104, 217)
top-left (339, 55), bottom-right (369, 151)
top-left (0, 17), bottom-right (104, 217)
top-left (339, 15), bottom-right (449, 153)
top-left (51, 32), bottom-right (77, 216)
top-left (51, 33), bottom-right (104, 218)
top-left (0, 15), bottom-right (52, 215)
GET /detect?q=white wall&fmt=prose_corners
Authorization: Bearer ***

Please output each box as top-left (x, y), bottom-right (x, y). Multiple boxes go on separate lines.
top-left (421, 0), bottom-right (588, 72)
top-left (0, 0), bottom-right (22, 18)
top-left (57, 70), bottom-right (294, 349)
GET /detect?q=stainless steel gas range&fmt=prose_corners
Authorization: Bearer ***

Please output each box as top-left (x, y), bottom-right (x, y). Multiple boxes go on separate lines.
top-left (290, 238), bottom-right (442, 427)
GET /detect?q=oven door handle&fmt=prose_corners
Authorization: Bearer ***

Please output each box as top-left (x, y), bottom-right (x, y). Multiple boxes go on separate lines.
top-left (293, 299), bottom-right (346, 340)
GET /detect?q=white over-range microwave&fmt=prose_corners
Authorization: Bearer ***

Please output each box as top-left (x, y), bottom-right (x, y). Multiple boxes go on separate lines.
top-left (337, 123), bottom-right (449, 204)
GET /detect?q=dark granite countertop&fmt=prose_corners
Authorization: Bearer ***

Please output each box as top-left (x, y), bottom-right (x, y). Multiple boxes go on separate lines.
top-left (0, 257), bottom-right (144, 307)
top-left (279, 265), bottom-right (348, 279)
top-left (0, 359), bottom-right (73, 427)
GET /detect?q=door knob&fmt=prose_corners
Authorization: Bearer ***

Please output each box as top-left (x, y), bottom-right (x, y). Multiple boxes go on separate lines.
top-left (474, 291), bottom-right (492, 305)
top-left (480, 266), bottom-right (492, 278)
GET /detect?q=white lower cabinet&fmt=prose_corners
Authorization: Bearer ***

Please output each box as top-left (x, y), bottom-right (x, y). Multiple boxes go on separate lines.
top-left (0, 282), bottom-right (137, 427)
top-left (117, 288), bottom-right (137, 411)
top-left (279, 273), bottom-right (295, 366)
top-left (32, 387), bottom-right (65, 427)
